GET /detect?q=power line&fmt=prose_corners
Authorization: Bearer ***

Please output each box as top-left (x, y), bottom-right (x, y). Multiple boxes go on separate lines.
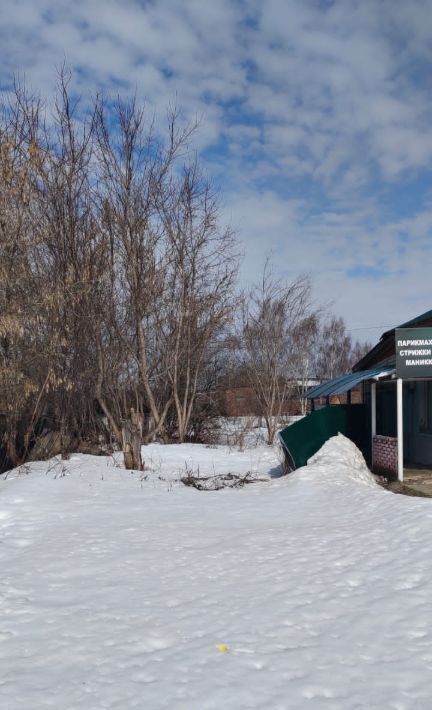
top-left (347, 324), bottom-right (395, 332)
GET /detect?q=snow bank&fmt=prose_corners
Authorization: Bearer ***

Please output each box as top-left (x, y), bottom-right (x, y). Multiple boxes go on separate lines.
top-left (285, 434), bottom-right (377, 491)
top-left (295, 433), bottom-right (377, 488)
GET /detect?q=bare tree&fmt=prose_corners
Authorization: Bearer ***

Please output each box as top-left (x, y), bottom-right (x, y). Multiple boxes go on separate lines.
top-left (0, 86), bottom-right (41, 467)
top-left (158, 160), bottom-right (238, 441)
top-left (316, 315), bottom-right (352, 380)
top-left (1, 73), bottom-right (124, 469)
top-left (242, 263), bottom-right (313, 444)
top-left (290, 314), bottom-right (320, 415)
top-left (350, 339), bottom-right (373, 368)
top-left (30, 68), bottom-right (107, 455)
top-left (94, 96), bottom-right (195, 457)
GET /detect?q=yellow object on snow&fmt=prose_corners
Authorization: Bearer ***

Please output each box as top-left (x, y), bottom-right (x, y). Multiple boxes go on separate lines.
top-left (216, 644), bottom-right (230, 653)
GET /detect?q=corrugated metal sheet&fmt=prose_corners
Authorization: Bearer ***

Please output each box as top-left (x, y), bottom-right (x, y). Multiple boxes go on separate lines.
top-left (306, 366), bottom-right (395, 399)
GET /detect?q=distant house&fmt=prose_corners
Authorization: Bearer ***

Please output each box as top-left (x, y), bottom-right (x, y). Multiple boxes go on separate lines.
top-left (221, 387), bottom-right (260, 417)
top-left (221, 379), bottom-right (321, 418)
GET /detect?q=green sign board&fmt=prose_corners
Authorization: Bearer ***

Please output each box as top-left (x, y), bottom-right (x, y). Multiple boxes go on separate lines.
top-left (396, 327), bottom-right (432, 379)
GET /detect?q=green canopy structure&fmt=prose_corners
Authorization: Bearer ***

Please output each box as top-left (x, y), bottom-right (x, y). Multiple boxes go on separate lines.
top-left (305, 366), bottom-right (395, 400)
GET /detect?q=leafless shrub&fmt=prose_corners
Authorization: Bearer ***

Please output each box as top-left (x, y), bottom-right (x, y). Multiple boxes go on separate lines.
top-left (45, 458), bottom-right (70, 479)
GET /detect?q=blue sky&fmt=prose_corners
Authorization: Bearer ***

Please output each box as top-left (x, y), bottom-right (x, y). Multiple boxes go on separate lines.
top-left (2, 0), bottom-right (432, 342)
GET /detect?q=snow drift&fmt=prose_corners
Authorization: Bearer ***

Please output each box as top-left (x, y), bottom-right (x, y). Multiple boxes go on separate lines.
top-left (304, 432), bottom-right (377, 487)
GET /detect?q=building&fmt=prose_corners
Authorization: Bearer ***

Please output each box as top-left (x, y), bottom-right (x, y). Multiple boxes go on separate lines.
top-left (279, 308), bottom-right (432, 480)
top-left (221, 379), bottom-right (321, 418)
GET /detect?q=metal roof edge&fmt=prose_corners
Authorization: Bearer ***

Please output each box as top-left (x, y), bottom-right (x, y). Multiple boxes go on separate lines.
top-left (306, 366), bottom-right (395, 399)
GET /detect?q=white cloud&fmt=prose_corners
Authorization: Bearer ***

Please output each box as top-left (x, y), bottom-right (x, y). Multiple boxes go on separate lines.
top-left (225, 186), bottom-right (432, 341)
top-left (2, 0), bottom-right (432, 340)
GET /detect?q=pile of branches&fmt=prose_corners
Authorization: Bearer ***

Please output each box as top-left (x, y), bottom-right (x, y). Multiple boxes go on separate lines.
top-left (181, 470), bottom-right (266, 491)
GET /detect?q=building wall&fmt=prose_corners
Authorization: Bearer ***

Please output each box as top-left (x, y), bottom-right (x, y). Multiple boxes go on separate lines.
top-left (223, 387), bottom-right (260, 417)
top-left (372, 435), bottom-right (398, 477)
top-left (221, 386), bottom-right (308, 418)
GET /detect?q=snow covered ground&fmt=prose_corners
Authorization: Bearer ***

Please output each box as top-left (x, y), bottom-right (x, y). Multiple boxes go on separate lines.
top-left (2, 436), bottom-right (432, 709)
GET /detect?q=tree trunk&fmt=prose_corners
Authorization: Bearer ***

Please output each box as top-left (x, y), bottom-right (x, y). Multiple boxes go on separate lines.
top-left (5, 431), bottom-right (20, 469)
top-left (122, 409), bottom-right (143, 471)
